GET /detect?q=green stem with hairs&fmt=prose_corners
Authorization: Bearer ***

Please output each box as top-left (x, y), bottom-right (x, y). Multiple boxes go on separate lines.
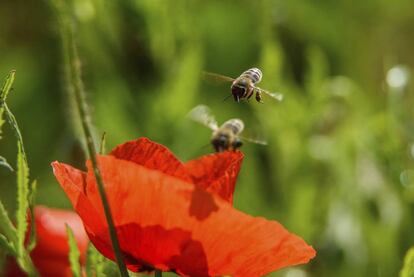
top-left (63, 14), bottom-right (129, 277)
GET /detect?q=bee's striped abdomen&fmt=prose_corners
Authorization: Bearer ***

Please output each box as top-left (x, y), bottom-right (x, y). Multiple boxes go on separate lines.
top-left (240, 68), bottom-right (262, 84)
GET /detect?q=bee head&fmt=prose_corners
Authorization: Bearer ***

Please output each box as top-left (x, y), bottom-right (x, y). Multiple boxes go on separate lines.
top-left (212, 134), bottom-right (229, 152)
top-left (231, 79), bottom-right (248, 102)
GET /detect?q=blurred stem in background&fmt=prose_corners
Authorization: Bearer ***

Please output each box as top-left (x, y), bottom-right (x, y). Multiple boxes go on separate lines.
top-left (49, 0), bottom-right (129, 276)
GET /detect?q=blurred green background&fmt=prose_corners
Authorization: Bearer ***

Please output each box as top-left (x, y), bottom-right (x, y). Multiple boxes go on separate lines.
top-left (1, 0), bottom-right (414, 276)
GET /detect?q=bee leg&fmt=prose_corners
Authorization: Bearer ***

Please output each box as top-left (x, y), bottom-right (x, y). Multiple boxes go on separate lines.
top-left (247, 92), bottom-right (254, 102)
top-left (255, 90), bottom-right (264, 103)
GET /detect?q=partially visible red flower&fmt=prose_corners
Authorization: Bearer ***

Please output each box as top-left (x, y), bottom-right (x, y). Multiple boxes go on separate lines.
top-left (109, 138), bottom-right (242, 203)
top-left (52, 137), bottom-right (315, 276)
top-left (4, 206), bottom-right (89, 277)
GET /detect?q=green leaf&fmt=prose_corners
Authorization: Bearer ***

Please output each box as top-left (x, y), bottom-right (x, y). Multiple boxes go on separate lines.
top-left (0, 70), bottom-right (16, 102)
top-left (0, 201), bottom-right (17, 244)
top-left (28, 180), bottom-right (37, 205)
top-left (0, 233), bottom-right (16, 255)
top-left (16, 252), bottom-right (38, 277)
top-left (99, 131), bottom-right (107, 155)
top-left (0, 109), bottom-right (4, 138)
top-left (401, 247), bottom-right (414, 277)
top-left (4, 104), bottom-right (27, 161)
top-left (15, 142), bottom-right (29, 257)
top-left (0, 155), bottom-right (13, 171)
top-left (0, 71), bottom-right (37, 275)
top-left (1, 72), bottom-right (27, 166)
top-left (66, 225), bottom-right (81, 277)
top-left (0, 70), bottom-right (16, 138)
top-left (27, 180), bottom-right (37, 252)
top-left (86, 243), bottom-right (106, 277)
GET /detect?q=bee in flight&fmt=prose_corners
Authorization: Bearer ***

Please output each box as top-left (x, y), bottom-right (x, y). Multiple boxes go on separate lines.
top-left (188, 105), bottom-right (267, 152)
top-left (203, 67), bottom-right (283, 103)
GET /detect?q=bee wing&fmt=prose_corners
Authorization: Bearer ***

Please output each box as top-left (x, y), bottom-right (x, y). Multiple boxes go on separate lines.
top-left (202, 71), bottom-right (235, 84)
top-left (188, 105), bottom-right (219, 131)
top-left (256, 87), bottom-right (284, 102)
top-left (239, 134), bottom-right (268, 145)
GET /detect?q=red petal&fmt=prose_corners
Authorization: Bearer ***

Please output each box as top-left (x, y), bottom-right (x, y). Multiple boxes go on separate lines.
top-left (54, 156), bottom-right (315, 276)
top-left (110, 137), bottom-right (191, 182)
top-left (51, 162), bottom-right (107, 240)
top-left (5, 206), bottom-right (89, 277)
top-left (184, 151), bottom-right (243, 203)
top-left (33, 206), bottom-right (89, 260)
top-left (51, 161), bottom-right (87, 205)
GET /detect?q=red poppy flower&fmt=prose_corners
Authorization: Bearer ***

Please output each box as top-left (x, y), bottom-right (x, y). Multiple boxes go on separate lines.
top-left (52, 137), bottom-right (315, 276)
top-left (4, 206), bottom-right (89, 277)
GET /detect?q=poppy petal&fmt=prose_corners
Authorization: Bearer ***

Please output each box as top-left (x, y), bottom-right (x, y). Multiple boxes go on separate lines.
top-left (34, 206), bottom-right (88, 259)
top-left (4, 206), bottom-right (89, 277)
top-left (184, 151), bottom-right (244, 203)
top-left (57, 155), bottom-right (315, 276)
top-left (51, 161), bottom-right (87, 205)
top-left (110, 137), bottom-right (191, 182)
top-left (51, 162), bottom-right (107, 239)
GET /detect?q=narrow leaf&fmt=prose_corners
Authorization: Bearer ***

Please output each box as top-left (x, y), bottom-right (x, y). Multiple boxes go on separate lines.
top-left (16, 142), bottom-right (29, 257)
top-left (28, 180), bottom-right (37, 204)
top-left (99, 132), bottom-right (107, 154)
top-left (16, 252), bottom-right (38, 277)
top-left (0, 108), bottom-right (5, 138)
top-left (0, 70), bottom-right (16, 138)
top-left (86, 243), bottom-right (106, 277)
top-left (0, 201), bottom-right (17, 243)
top-left (0, 70), bottom-right (37, 276)
top-left (0, 155), bottom-right (13, 171)
top-left (1, 72), bottom-right (28, 167)
top-left (66, 225), bottom-right (81, 277)
top-left (401, 247), bottom-right (414, 277)
top-left (0, 70), bottom-right (16, 102)
top-left (27, 180), bottom-right (37, 252)
top-left (4, 104), bottom-right (27, 161)
top-left (0, 233), bottom-right (16, 255)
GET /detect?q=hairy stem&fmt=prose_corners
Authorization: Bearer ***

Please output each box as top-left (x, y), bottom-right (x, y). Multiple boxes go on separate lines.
top-left (63, 15), bottom-right (129, 277)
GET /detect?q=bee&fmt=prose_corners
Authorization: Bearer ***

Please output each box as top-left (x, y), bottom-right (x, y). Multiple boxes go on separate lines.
top-left (188, 105), bottom-right (267, 152)
top-left (203, 67), bottom-right (283, 103)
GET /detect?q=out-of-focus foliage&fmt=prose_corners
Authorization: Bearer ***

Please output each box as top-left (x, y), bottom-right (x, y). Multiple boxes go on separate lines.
top-left (400, 247), bottom-right (414, 277)
top-left (1, 0), bottom-right (414, 276)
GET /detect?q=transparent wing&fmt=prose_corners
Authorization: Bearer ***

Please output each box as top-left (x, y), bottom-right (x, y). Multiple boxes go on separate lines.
top-left (202, 71), bottom-right (235, 84)
top-left (187, 105), bottom-right (219, 131)
top-left (256, 87), bottom-right (284, 102)
top-left (238, 125), bottom-right (268, 145)
top-left (239, 134), bottom-right (268, 145)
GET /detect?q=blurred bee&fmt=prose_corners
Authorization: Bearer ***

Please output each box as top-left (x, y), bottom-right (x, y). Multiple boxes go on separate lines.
top-left (203, 67), bottom-right (283, 103)
top-left (188, 105), bottom-right (267, 152)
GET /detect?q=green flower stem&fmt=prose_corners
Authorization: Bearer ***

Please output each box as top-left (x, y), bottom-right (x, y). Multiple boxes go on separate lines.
top-left (64, 16), bottom-right (129, 277)
top-left (155, 269), bottom-right (163, 277)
